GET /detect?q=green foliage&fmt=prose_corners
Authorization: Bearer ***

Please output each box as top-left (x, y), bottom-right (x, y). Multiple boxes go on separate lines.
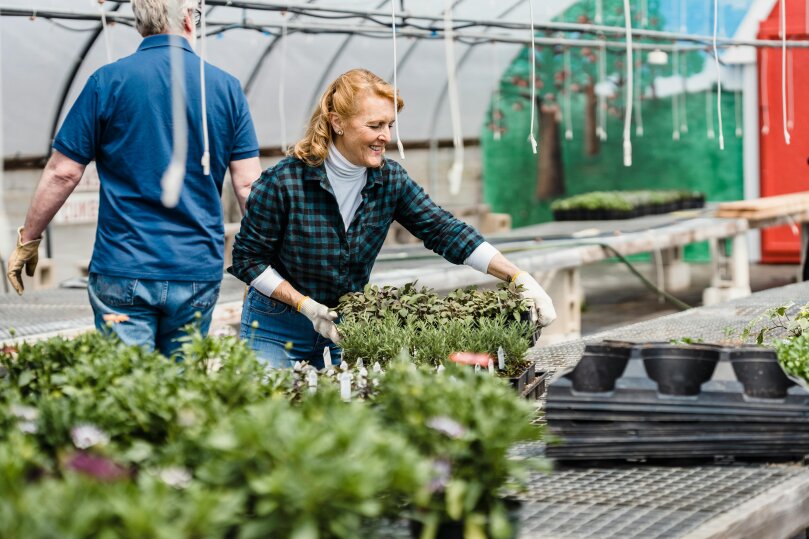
top-left (776, 333), bottom-right (809, 383)
top-left (550, 189), bottom-right (702, 211)
top-left (376, 360), bottom-right (548, 539)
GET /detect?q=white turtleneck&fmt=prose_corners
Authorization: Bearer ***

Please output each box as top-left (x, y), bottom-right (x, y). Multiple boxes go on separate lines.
top-left (249, 145), bottom-right (500, 299)
top-left (323, 143), bottom-right (367, 231)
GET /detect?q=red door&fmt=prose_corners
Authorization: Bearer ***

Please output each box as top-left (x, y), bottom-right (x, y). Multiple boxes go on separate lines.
top-left (758, 0), bottom-right (809, 263)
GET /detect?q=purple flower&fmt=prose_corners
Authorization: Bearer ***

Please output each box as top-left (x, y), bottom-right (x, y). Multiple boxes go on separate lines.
top-left (67, 452), bottom-right (128, 481)
top-left (426, 416), bottom-right (466, 439)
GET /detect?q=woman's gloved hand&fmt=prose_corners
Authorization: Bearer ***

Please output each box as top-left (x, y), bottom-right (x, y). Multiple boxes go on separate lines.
top-left (512, 271), bottom-right (557, 327)
top-left (297, 297), bottom-right (341, 343)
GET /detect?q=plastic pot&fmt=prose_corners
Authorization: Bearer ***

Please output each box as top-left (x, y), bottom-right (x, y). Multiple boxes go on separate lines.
top-left (728, 346), bottom-right (796, 399)
top-left (641, 344), bottom-right (720, 396)
top-left (567, 343), bottom-right (632, 393)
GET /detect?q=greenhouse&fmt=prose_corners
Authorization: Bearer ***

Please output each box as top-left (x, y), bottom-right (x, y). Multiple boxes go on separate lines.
top-left (2, 0), bottom-right (809, 537)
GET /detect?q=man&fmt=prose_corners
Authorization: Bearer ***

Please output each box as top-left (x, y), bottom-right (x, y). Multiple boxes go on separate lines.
top-left (7, 0), bottom-right (261, 356)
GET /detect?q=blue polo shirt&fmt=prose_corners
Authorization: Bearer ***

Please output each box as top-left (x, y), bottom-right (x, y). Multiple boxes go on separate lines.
top-left (53, 34), bottom-right (259, 281)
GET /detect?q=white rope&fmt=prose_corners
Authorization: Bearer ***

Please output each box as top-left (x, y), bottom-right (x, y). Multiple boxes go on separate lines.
top-left (672, 46), bottom-right (680, 141)
top-left (527, 0), bottom-right (538, 154)
top-left (734, 87), bottom-right (743, 137)
top-left (641, 0), bottom-right (648, 27)
top-left (680, 55), bottom-right (688, 133)
top-left (679, 0), bottom-right (686, 32)
top-left (780, 0), bottom-right (791, 144)
top-left (278, 10), bottom-right (288, 154)
top-left (712, 0), bottom-right (725, 150)
top-left (597, 41), bottom-right (607, 140)
top-left (595, 0), bottom-right (602, 25)
top-left (761, 48), bottom-right (770, 135)
top-left (199, 0), bottom-right (210, 175)
top-left (444, 0), bottom-right (464, 195)
top-left (706, 86), bottom-right (715, 139)
top-left (564, 47), bottom-right (573, 140)
top-left (98, 0), bottom-right (112, 63)
top-left (633, 49), bottom-right (643, 136)
top-left (391, 0), bottom-right (405, 159)
top-left (621, 0), bottom-right (633, 167)
top-left (160, 1), bottom-right (188, 208)
top-left (0, 6), bottom-right (10, 261)
top-left (491, 40), bottom-right (502, 141)
top-left (788, 47), bottom-right (794, 130)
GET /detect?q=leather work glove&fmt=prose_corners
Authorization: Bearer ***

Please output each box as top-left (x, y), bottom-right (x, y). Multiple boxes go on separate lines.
top-left (513, 271), bottom-right (557, 328)
top-left (7, 227), bottom-right (42, 295)
top-left (297, 297), bottom-right (341, 343)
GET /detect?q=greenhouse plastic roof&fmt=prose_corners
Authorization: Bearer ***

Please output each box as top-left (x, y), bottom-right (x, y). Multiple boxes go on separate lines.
top-left (0, 0), bottom-right (581, 159)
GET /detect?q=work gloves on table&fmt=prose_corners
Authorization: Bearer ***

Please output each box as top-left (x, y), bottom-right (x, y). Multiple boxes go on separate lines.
top-left (298, 297), bottom-right (341, 343)
top-left (513, 271), bottom-right (557, 328)
top-left (7, 227), bottom-right (41, 295)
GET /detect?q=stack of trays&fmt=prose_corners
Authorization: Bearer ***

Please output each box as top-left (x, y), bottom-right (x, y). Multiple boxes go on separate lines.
top-left (546, 342), bottom-right (809, 462)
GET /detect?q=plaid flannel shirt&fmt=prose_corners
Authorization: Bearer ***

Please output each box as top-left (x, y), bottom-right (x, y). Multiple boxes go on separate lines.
top-left (228, 156), bottom-right (484, 307)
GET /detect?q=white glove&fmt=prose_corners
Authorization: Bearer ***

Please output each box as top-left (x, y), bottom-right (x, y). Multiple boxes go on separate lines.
top-left (513, 272), bottom-right (557, 327)
top-left (298, 297), bottom-right (341, 343)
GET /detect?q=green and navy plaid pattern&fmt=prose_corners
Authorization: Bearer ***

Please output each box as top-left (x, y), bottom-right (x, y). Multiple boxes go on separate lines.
top-left (229, 156), bottom-right (484, 307)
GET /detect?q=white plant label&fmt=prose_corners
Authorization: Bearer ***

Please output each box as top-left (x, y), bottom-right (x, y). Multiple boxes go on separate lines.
top-left (497, 346), bottom-right (506, 370)
top-left (340, 371), bottom-right (352, 401)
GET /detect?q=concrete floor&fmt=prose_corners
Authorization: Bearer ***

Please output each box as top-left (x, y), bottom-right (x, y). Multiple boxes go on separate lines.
top-left (580, 262), bottom-right (801, 336)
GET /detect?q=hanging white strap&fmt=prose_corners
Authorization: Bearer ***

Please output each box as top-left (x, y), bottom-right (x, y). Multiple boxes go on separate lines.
top-left (597, 41), bottom-right (607, 140)
top-left (679, 0), bottom-right (686, 32)
top-left (563, 47), bottom-right (572, 140)
top-left (279, 11), bottom-right (288, 153)
top-left (391, 0), bottom-right (405, 159)
top-left (634, 50), bottom-right (644, 136)
top-left (527, 0), bottom-right (538, 154)
top-left (0, 6), bottom-right (10, 262)
top-left (672, 47), bottom-right (680, 141)
top-left (199, 0), bottom-right (210, 175)
top-left (706, 86), bottom-right (715, 139)
top-left (780, 0), bottom-right (791, 145)
top-left (761, 48), bottom-right (770, 135)
top-left (712, 0), bottom-right (725, 150)
top-left (787, 48), bottom-right (794, 130)
top-left (595, 0), bottom-right (603, 24)
top-left (734, 87), bottom-right (743, 137)
top-left (161, 1), bottom-right (188, 208)
top-left (98, 0), bottom-right (112, 64)
top-left (641, 0), bottom-right (648, 27)
top-left (491, 40), bottom-right (502, 141)
top-left (621, 0), bottom-right (633, 167)
top-left (680, 57), bottom-right (688, 133)
top-left (444, 0), bottom-right (464, 194)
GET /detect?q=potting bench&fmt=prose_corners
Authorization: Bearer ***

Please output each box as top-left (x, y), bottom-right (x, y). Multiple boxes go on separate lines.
top-left (505, 280), bottom-right (809, 539)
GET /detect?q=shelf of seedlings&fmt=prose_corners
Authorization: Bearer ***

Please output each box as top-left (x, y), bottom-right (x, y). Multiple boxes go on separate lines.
top-left (551, 190), bottom-right (705, 221)
top-left (337, 282), bottom-right (548, 399)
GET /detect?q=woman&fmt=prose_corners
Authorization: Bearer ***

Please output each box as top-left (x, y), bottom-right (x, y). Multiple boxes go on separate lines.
top-left (230, 69), bottom-right (555, 368)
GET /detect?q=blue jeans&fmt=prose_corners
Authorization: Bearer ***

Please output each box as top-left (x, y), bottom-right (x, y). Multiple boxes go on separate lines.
top-left (240, 287), bottom-right (341, 369)
top-left (87, 273), bottom-right (221, 358)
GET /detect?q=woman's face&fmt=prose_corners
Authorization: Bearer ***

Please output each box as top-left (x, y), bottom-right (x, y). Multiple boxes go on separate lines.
top-left (331, 93), bottom-right (395, 168)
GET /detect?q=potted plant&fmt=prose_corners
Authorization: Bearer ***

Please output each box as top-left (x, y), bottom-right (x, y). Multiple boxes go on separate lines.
top-left (728, 345), bottom-right (795, 399)
top-left (375, 359), bottom-right (548, 539)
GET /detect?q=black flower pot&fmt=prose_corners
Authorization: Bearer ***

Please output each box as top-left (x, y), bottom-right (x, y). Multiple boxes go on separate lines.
top-left (641, 345), bottom-right (720, 396)
top-left (728, 346), bottom-right (796, 399)
top-left (567, 343), bottom-right (632, 393)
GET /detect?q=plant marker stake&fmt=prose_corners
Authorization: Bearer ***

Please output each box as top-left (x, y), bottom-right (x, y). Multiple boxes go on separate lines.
top-left (712, 0), bottom-right (725, 150)
top-left (527, 0), bottom-right (538, 154)
top-left (780, 0), bottom-right (791, 145)
top-left (444, 0), bottom-right (464, 194)
top-left (488, 358), bottom-right (495, 375)
top-left (160, 9), bottom-right (188, 209)
top-left (474, 364), bottom-right (481, 374)
top-left (390, 0), bottom-right (405, 159)
top-left (340, 371), bottom-right (352, 402)
top-left (437, 364), bottom-right (446, 374)
top-left (322, 346), bottom-right (331, 370)
top-left (621, 0), bottom-right (633, 167)
top-left (340, 360), bottom-right (348, 372)
top-left (497, 346), bottom-right (505, 371)
top-left (307, 369), bottom-right (318, 394)
top-left (357, 358), bottom-right (365, 371)
top-left (372, 361), bottom-right (383, 374)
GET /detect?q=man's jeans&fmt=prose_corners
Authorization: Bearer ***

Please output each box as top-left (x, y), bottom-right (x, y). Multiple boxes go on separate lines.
top-left (240, 287), bottom-right (341, 369)
top-left (87, 273), bottom-right (221, 358)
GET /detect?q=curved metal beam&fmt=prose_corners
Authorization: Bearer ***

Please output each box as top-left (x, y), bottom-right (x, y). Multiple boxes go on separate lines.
top-left (48, 2), bottom-right (123, 153)
top-left (304, 0), bottom-right (388, 115)
top-left (242, 0), bottom-right (318, 96)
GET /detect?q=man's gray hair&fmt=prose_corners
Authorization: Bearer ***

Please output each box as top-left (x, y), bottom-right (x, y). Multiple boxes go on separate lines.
top-left (132, 0), bottom-right (197, 37)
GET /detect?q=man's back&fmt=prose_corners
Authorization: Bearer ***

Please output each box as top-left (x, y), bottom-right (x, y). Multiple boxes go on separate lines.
top-left (54, 34), bottom-right (258, 281)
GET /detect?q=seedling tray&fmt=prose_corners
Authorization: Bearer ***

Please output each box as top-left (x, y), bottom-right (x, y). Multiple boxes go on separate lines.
top-left (546, 342), bottom-right (809, 463)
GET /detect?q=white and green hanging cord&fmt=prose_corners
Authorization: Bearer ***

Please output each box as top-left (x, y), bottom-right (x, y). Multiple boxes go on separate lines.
top-left (98, 0), bottom-right (113, 63)
top-left (712, 0), bottom-right (725, 150)
top-left (161, 0), bottom-right (188, 207)
top-left (444, 0), bottom-right (464, 194)
top-left (597, 41), bottom-right (607, 140)
top-left (672, 46), bottom-right (680, 141)
top-left (278, 10), bottom-right (288, 154)
top-left (780, 0), bottom-right (791, 145)
top-left (527, 0), bottom-right (538, 154)
top-left (563, 47), bottom-right (573, 140)
top-left (761, 48), bottom-right (770, 135)
top-left (621, 0), bottom-right (633, 167)
top-left (391, 0), bottom-right (405, 159)
top-left (199, 0), bottom-right (210, 175)
top-left (634, 49), bottom-right (644, 137)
